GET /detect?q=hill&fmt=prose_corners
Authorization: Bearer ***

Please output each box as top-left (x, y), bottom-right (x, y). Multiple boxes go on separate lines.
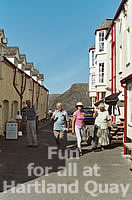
top-left (49, 83), bottom-right (91, 114)
top-left (48, 94), bottom-right (61, 106)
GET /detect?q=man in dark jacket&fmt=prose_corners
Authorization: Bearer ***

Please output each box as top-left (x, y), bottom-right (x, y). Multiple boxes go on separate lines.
top-left (25, 100), bottom-right (38, 147)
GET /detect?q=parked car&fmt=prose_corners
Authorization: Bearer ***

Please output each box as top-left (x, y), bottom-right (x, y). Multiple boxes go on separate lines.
top-left (82, 107), bottom-right (95, 125)
top-left (81, 107), bottom-right (95, 145)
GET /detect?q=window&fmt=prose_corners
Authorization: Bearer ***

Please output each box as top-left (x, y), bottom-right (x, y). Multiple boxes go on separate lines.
top-left (91, 73), bottom-right (96, 88)
top-left (99, 31), bottom-right (105, 52)
top-left (92, 51), bottom-right (95, 66)
top-left (99, 63), bottom-right (104, 83)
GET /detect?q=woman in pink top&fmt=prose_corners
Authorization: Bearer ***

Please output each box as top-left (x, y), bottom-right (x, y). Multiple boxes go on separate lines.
top-left (72, 102), bottom-right (85, 156)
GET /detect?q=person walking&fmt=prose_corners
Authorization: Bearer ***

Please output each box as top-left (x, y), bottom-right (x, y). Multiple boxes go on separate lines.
top-left (95, 103), bottom-right (112, 151)
top-left (93, 106), bottom-right (100, 151)
top-left (25, 100), bottom-right (38, 147)
top-left (16, 111), bottom-right (22, 132)
top-left (72, 102), bottom-right (85, 156)
top-left (51, 103), bottom-right (69, 150)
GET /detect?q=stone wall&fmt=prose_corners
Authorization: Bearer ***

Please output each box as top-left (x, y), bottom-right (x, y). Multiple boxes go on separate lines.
top-left (0, 59), bottom-right (48, 136)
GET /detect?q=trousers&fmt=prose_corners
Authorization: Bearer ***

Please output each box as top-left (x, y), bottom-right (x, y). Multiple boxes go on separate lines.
top-left (75, 125), bottom-right (83, 148)
top-left (27, 120), bottom-right (38, 145)
top-left (54, 130), bottom-right (65, 149)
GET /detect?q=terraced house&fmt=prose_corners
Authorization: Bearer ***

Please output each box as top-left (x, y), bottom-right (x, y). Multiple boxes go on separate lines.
top-left (89, 0), bottom-right (132, 156)
top-left (105, 0), bottom-right (132, 154)
top-left (0, 29), bottom-right (49, 136)
top-left (89, 19), bottom-right (113, 106)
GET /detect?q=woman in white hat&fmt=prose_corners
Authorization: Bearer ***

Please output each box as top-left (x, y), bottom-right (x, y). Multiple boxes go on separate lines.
top-left (72, 102), bottom-right (85, 156)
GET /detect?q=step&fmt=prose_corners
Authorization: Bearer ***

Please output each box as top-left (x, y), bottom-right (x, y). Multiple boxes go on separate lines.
top-left (124, 143), bottom-right (132, 150)
top-left (110, 131), bottom-right (123, 135)
top-left (116, 132), bottom-right (124, 135)
top-left (110, 131), bottom-right (116, 135)
top-left (122, 154), bottom-right (132, 159)
top-left (117, 126), bottom-right (124, 129)
top-left (112, 135), bottom-right (123, 140)
top-left (111, 128), bottom-right (118, 131)
top-left (111, 124), bottom-right (117, 127)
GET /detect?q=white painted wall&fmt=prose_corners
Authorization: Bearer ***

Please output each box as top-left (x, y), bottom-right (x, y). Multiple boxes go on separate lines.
top-left (95, 30), bottom-right (108, 94)
top-left (121, 1), bottom-right (132, 79)
top-left (89, 29), bottom-right (110, 101)
top-left (115, 0), bottom-right (132, 139)
top-left (89, 49), bottom-right (96, 98)
top-left (123, 0), bottom-right (132, 140)
top-left (106, 33), bottom-right (112, 97)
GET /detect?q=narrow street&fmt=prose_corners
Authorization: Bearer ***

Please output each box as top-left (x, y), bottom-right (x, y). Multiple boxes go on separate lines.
top-left (1, 0), bottom-right (132, 199)
top-left (0, 120), bottom-right (131, 200)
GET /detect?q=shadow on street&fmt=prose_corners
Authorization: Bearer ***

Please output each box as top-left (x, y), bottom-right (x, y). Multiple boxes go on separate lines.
top-left (0, 120), bottom-right (66, 192)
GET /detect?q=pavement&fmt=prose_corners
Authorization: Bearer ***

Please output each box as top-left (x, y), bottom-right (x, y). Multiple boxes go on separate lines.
top-left (0, 120), bottom-right (131, 200)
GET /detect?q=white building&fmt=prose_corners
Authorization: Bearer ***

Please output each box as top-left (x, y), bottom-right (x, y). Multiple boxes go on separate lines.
top-left (89, 0), bottom-right (132, 155)
top-left (104, 0), bottom-right (132, 154)
top-left (89, 19), bottom-right (112, 106)
top-left (89, 44), bottom-right (96, 106)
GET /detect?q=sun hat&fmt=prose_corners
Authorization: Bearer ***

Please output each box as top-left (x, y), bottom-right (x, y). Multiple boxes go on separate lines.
top-left (76, 102), bottom-right (84, 108)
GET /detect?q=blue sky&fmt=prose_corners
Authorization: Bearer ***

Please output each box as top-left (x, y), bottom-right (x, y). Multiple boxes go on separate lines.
top-left (0, 0), bottom-right (121, 94)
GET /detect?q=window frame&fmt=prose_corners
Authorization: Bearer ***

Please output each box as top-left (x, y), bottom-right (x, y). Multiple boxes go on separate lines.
top-left (99, 31), bottom-right (105, 52)
top-left (91, 73), bottom-right (96, 89)
top-left (99, 62), bottom-right (105, 83)
top-left (92, 50), bottom-right (95, 66)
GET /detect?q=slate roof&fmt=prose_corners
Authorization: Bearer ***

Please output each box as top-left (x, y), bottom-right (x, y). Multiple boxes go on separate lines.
top-left (24, 62), bottom-right (34, 71)
top-left (89, 44), bottom-right (95, 52)
top-left (106, 0), bottom-right (128, 39)
top-left (0, 46), bottom-right (19, 57)
top-left (38, 74), bottom-right (44, 80)
top-left (19, 54), bottom-right (27, 63)
top-left (32, 69), bottom-right (39, 76)
top-left (95, 19), bottom-right (113, 33)
top-left (91, 44), bottom-right (95, 49)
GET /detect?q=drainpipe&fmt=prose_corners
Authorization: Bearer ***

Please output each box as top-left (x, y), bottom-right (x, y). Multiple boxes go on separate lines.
top-left (121, 83), bottom-right (127, 155)
top-left (46, 90), bottom-right (49, 117)
top-left (13, 68), bottom-right (26, 113)
top-left (36, 84), bottom-right (40, 110)
top-left (96, 92), bottom-right (99, 101)
top-left (111, 26), bottom-right (114, 94)
top-left (114, 22), bottom-right (117, 122)
top-left (32, 81), bottom-right (35, 105)
top-left (114, 22), bottom-right (117, 94)
top-left (91, 97), bottom-right (92, 106)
